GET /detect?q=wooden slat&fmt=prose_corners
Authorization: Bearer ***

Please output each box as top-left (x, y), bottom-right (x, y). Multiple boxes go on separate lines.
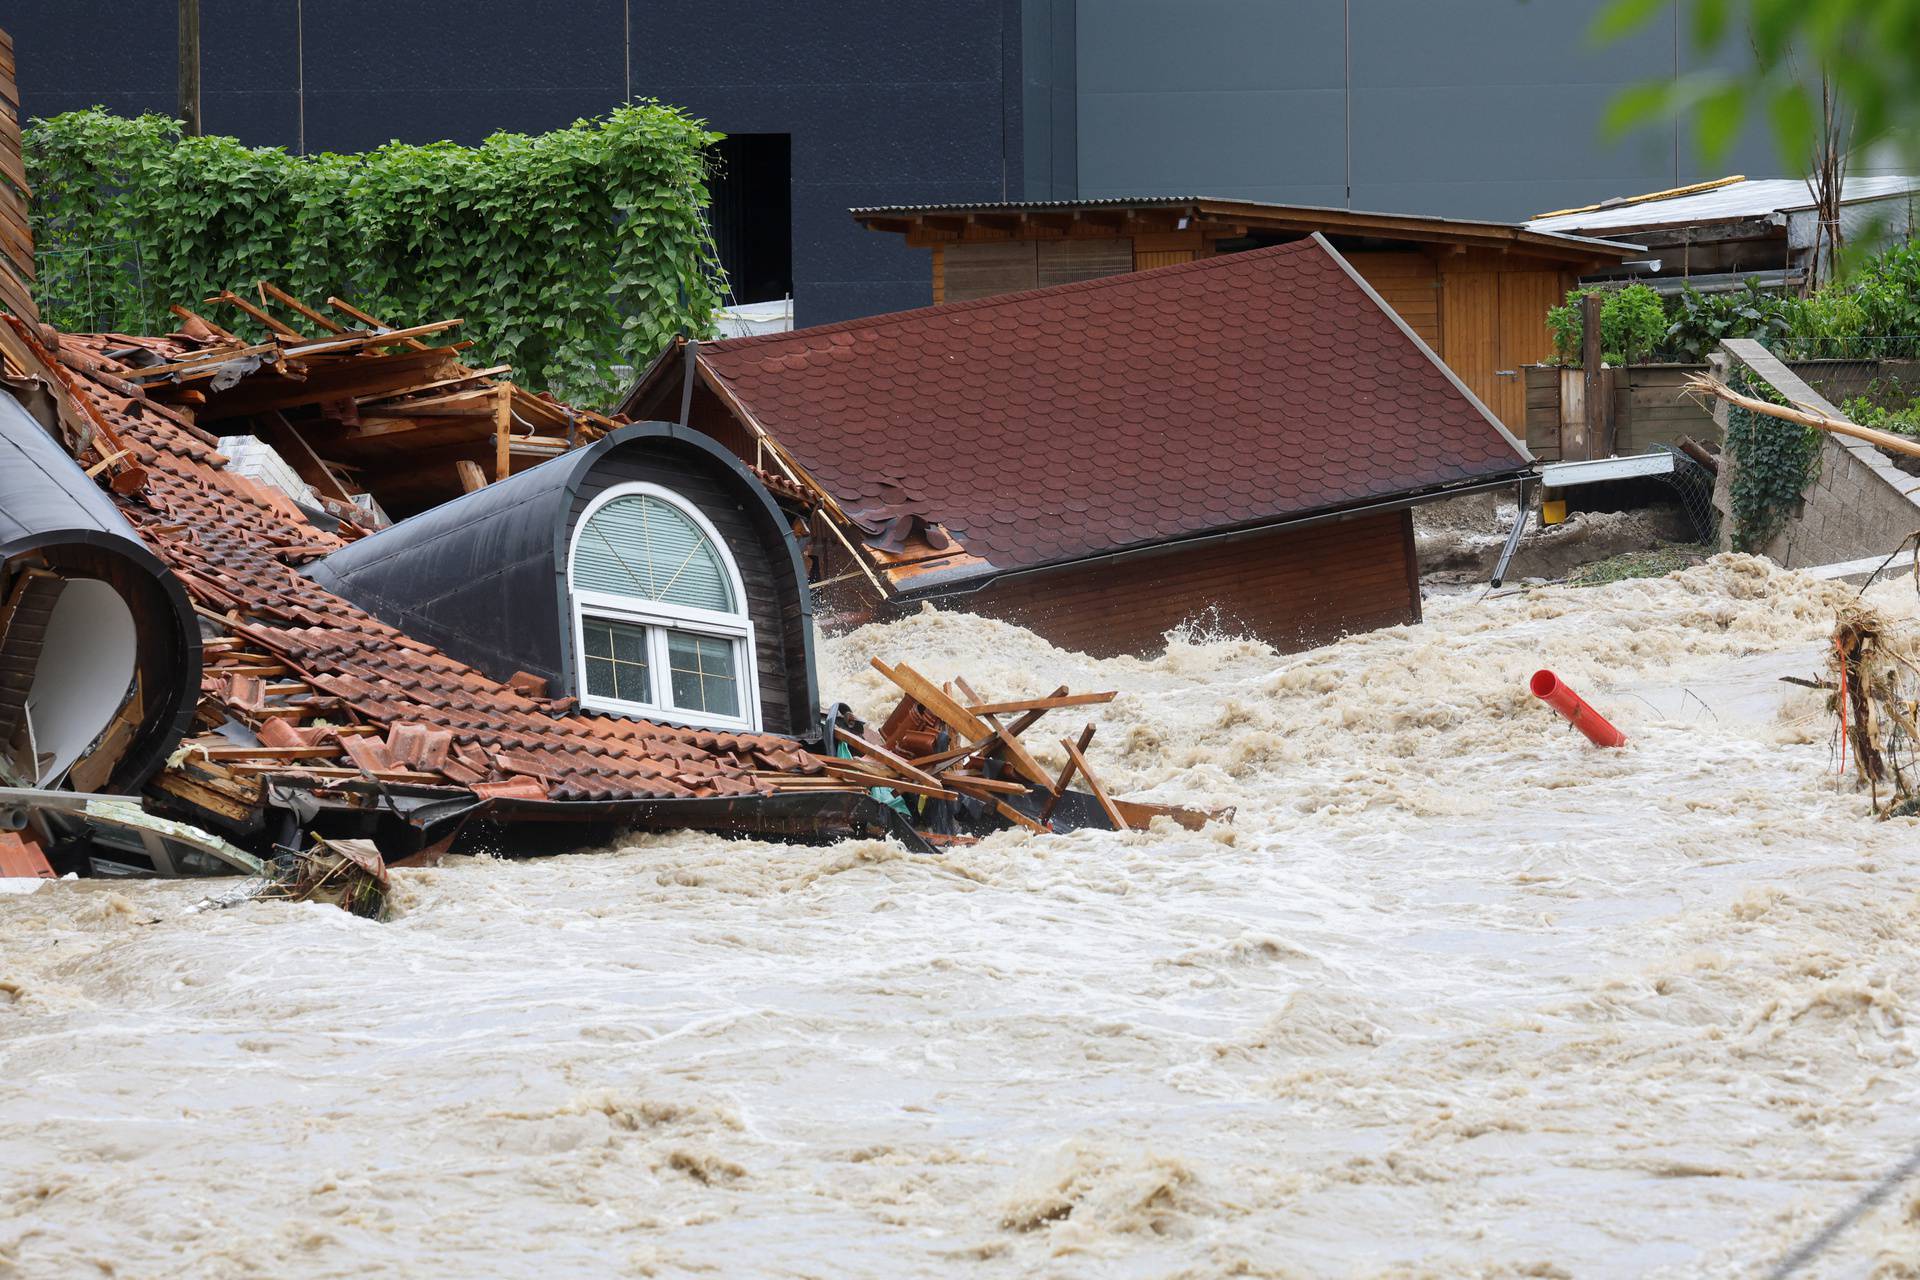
top-left (1061, 736), bottom-right (1128, 831)
top-left (966, 691), bottom-right (1115, 716)
top-left (832, 723), bottom-right (948, 791)
top-left (258, 282), bottom-right (347, 334)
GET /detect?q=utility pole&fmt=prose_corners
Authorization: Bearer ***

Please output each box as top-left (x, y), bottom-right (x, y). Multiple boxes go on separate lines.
top-left (178, 0), bottom-right (202, 137)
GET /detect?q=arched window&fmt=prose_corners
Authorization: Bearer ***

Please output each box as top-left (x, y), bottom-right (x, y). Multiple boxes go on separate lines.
top-left (567, 483), bottom-right (759, 732)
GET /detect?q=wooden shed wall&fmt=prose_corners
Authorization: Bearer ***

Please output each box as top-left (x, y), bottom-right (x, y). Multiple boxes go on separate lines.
top-left (935, 510), bottom-right (1420, 658)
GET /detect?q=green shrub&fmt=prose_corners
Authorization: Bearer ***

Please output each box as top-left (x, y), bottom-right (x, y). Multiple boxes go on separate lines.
top-left (1843, 384), bottom-right (1920, 437)
top-left (1658, 282), bottom-right (1793, 362)
top-left (25, 107), bottom-right (724, 405)
top-left (1546, 283), bottom-right (1668, 364)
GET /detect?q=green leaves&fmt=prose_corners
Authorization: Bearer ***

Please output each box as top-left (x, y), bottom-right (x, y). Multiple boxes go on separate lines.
top-left (24, 103), bottom-right (722, 406)
top-left (1544, 284), bottom-right (1669, 365)
top-left (1726, 374), bottom-right (1822, 551)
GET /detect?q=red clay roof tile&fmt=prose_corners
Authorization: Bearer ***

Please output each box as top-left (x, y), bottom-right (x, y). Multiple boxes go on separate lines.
top-left (52, 331), bottom-right (802, 804)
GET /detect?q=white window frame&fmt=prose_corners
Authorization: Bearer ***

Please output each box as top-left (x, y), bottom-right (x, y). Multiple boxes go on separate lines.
top-left (567, 482), bottom-right (761, 733)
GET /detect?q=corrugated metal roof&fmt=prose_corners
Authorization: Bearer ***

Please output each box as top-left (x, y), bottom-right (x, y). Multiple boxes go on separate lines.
top-left (1529, 176), bottom-right (1920, 234)
top-left (850, 196), bottom-right (1643, 256)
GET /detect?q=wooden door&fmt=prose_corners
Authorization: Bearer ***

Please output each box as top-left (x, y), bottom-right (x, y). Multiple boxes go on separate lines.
top-left (1493, 270), bottom-right (1570, 433)
top-left (1440, 268), bottom-right (1500, 417)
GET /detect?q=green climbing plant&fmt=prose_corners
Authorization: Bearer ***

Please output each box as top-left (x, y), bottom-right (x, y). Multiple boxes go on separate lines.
top-left (24, 107), bottom-right (723, 406)
top-left (1724, 371), bottom-right (1824, 551)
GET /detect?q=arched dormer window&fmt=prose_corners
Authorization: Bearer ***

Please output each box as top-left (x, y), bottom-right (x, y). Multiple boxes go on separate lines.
top-left (567, 483), bottom-right (760, 732)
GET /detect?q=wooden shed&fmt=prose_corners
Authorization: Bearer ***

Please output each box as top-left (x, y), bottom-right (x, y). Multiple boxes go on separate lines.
top-left (622, 236), bottom-right (1532, 658)
top-left (852, 197), bottom-right (1642, 433)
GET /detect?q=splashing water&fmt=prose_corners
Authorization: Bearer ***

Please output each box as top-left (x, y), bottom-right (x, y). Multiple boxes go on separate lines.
top-left (4, 555), bottom-right (1920, 1277)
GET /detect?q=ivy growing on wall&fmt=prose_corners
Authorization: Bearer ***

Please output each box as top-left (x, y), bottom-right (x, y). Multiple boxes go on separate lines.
top-left (1724, 371), bottom-right (1824, 552)
top-left (25, 107), bottom-right (723, 405)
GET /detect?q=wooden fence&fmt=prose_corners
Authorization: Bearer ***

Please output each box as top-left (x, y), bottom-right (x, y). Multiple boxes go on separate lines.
top-left (1525, 359), bottom-right (1920, 461)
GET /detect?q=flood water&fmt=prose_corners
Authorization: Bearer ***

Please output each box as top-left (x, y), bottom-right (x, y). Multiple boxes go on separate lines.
top-left (4, 555), bottom-right (1919, 1278)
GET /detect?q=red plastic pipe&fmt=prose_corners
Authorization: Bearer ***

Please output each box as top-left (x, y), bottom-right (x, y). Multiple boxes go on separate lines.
top-left (1529, 669), bottom-right (1627, 748)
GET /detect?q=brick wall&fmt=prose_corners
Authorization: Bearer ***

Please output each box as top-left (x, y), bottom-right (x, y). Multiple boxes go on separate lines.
top-left (1708, 342), bottom-right (1920, 568)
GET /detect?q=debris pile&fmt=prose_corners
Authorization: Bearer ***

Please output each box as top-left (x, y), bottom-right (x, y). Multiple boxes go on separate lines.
top-left (68, 283), bottom-right (629, 520)
top-left (1832, 603), bottom-right (1920, 817)
top-left (766, 658), bottom-right (1225, 837)
top-left (195, 835), bottom-right (390, 919)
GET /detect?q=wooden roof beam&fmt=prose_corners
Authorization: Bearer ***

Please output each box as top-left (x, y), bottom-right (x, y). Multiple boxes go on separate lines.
top-left (1073, 209), bottom-right (1128, 231)
top-left (969, 212), bottom-right (1023, 232)
top-left (920, 214), bottom-right (969, 234)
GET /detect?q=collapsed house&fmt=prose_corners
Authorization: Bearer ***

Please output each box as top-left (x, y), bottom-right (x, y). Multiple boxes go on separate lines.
top-left (0, 297), bottom-right (1190, 877)
top-left (0, 22), bottom-right (1210, 883)
top-left (621, 234), bottom-right (1534, 657)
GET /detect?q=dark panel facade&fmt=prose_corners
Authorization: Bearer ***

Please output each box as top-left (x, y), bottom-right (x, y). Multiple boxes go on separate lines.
top-left (6, 0), bottom-right (1795, 333)
top-left (6, 0), bottom-right (1028, 328)
top-left (1075, 0), bottom-right (1788, 222)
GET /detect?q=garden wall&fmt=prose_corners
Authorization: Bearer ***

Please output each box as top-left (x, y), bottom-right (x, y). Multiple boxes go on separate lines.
top-left (1525, 358), bottom-right (1920, 462)
top-left (1706, 341), bottom-right (1920, 567)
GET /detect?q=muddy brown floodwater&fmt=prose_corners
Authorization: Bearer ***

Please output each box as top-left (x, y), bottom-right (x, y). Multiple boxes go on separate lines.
top-left (4, 556), bottom-right (1920, 1279)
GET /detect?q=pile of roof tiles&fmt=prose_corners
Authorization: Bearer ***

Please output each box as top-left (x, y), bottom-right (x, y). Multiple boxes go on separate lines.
top-left (1, 300), bottom-right (818, 845)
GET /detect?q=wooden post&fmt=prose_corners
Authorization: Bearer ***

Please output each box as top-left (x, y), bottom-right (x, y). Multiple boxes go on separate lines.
top-left (178, 0), bottom-right (203, 137)
top-left (1580, 291), bottom-right (1615, 459)
top-left (493, 387), bottom-right (512, 482)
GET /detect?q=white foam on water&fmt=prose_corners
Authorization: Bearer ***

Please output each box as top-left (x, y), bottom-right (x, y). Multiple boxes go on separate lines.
top-left (4, 555), bottom-right (1919, 1277)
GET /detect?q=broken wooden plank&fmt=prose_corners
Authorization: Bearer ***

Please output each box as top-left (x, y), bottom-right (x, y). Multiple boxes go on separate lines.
top-left (941, 772), bottom-right (1028, 795)
top-left (168, 304), bottom-right (241, 343)
top-left (354, 365), bottom-right (512, 406)
top-left (123, 341), bottom-right (278, 380)
top-left (258, 281), bottom-right (348, 334)
top-left (323, 297), bottom-right (431, 350)
top-left (993, 799), bottom-right (1048, 833)
top-left (954, 673), bottom-right (1054, 790)
top-left (832, 723), bottom-right (949, 791)
top-left (1110, 799), bottom-right (1232, 833)
top-left (966, 691), bottom-right (1116, 716)
top-left (1061, 734), bottom-right (1128, 832)
top-left (207, 289), bottom-right (307, 342)
top-left (819, 761), bottom-right (958, 800)
top-left (1040, 724), bottom-right (1098, 825)
top-left (456, 459), bottom-right (488, 493)
top-left (191, 743), bottom-right (341, 760)
top-left (493, 386), bottom-right (512, 481)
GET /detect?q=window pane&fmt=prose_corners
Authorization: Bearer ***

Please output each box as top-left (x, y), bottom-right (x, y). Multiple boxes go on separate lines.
top-left (584, 656), bottom-right (617, 698)
top-left (614, 658), bottom-right (651, 704)
top-left (611, 625), bottom-right (646, 663)
top-left (572, 494), bottom-right (738, 613)
top-left (667, 631), bottom-right (739, 717)
top-left (583, 616), bottom-right (650, 706)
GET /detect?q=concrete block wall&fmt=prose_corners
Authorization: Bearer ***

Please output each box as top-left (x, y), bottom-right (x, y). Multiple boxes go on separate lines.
top-left (1708, 341), bottom-right (1920, 568)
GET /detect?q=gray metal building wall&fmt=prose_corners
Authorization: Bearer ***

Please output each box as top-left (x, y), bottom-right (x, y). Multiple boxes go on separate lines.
top-left (1070, 0), bottom-right (1781, 220)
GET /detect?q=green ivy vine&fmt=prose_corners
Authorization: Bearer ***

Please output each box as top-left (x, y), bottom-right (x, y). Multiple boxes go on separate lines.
top-left (25, 107), bottom-right (724, 405)
top-left (1724, 372), bottom-right (1824, 552)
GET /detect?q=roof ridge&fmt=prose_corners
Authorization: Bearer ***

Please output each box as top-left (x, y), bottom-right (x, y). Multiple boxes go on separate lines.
top-left (704, 239), bottom-right (1323, 354)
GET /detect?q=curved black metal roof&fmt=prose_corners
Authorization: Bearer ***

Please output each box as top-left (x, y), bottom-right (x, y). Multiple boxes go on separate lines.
top-left (0, 389), bottom-right (203, 790)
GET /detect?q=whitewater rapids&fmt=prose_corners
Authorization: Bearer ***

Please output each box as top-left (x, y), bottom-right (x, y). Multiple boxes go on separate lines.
top-left (4, 555), bottom-right (1920, 1278)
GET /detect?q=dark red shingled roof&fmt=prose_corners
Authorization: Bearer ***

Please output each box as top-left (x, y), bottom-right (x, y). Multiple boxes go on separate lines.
top-left (696, 236), bottom-right (1529, 578)
top-left (47, 331), bottom-right (808, 804)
